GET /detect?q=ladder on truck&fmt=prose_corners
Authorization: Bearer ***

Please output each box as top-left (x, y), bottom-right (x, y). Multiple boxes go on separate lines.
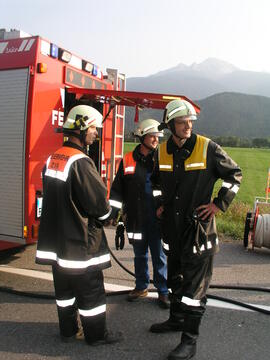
top-left (106, 69), bottom-right (126, 180)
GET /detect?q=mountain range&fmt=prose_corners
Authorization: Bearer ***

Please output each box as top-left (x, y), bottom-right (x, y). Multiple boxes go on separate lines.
top-left (125, 58), bottom-right (270, 138)
top-left (127, 58), bottom-right (270, 99)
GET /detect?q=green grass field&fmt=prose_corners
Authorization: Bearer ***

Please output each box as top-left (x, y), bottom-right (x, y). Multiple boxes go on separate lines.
top-left (124, 142), bottom-right (270, 240)
top-left (222, 147), bottom-right (270, 205)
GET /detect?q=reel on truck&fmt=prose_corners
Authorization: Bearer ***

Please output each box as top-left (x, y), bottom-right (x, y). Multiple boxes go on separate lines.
top-left (243, 169), bottom-right (270, 250)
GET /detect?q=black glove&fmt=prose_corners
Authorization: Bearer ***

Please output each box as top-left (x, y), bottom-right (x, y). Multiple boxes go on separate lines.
top-left (115, 221), bottom-right (125, 250)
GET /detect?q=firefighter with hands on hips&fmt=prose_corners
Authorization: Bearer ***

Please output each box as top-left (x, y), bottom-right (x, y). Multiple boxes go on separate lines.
top-left (109, 119), bottom-right (169, 308)
top-left (36, 105), bottom-right (122, 345)
top-left (149, 99), bottom-right (242, 360)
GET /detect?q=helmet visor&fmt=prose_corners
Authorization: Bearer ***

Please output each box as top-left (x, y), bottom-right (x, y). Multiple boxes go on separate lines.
top-left (148, 131), bottom-right (164, 137)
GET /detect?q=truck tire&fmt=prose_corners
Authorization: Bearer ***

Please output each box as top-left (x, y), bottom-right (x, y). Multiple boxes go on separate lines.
top-left (243, 212), bottom-right (252, 248)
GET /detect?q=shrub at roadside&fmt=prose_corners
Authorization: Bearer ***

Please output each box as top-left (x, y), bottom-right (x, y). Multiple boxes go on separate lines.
top-left (216, 201), bottom-right (250, 240)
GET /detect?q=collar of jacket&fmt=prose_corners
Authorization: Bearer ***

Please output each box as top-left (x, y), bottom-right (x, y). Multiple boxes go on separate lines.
top-left (167, 133), bottom-right (197, 155)
top-left (63, 141), bottom-right (88, 155)
top-left (133, 144), bottom-right (155, 163)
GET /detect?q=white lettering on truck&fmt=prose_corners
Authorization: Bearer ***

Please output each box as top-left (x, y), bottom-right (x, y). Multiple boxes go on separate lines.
top-left (52, 110), bottom-right (64, 126)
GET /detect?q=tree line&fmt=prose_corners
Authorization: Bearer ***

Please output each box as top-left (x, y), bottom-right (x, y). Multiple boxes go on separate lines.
top-left (210, 136), bottom-right (270, 148)
top-left (125, 132), bottom-right (270, 148)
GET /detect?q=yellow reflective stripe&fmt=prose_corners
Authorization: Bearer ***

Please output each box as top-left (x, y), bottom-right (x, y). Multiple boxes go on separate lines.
top-left (159, 142), bottom-right (173, 172)
top-left (159, 136), bottom-right (209, 172)
top-left (184, 135), bottom-right (209, 171)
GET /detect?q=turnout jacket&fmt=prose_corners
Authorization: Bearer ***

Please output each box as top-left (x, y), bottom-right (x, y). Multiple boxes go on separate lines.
top-left (152, 133), bottom-right (242, 259)
top-left (36, 142), bottom-right (112, 274)
top-left (109, 145), bottom-right (158, 243)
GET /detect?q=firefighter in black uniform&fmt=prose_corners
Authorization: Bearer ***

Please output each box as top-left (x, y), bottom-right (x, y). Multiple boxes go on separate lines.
top-left (149, 99), bottom-right (242, 360)
top-left (109, 119), bottom-right (169, 308)
top-left (36, 105), bottom-right (122, 345)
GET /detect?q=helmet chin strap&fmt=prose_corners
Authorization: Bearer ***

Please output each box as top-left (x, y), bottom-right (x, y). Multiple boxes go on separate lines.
top-left (139, 136), bottom-right (155, 152)
top-left (81, 131), bottom-right (88, 147)
top-left (168, 121), bottom-right (191, 150)
top-left (64, 130), bottom-right (87, 146)
top-left (168, 121), bottom-right (182, 139)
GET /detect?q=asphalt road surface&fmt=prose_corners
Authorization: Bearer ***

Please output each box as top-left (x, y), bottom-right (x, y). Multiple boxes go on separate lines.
top-left (0, 228), bottom-right (269, 360)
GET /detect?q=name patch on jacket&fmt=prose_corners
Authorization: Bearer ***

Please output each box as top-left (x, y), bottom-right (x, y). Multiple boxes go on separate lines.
top-left (123, 151), bottom-right (136, 175)
top-left (159, 135), bottom-right (210, 172)
top-left (45, 147), bottom-right (87, 182)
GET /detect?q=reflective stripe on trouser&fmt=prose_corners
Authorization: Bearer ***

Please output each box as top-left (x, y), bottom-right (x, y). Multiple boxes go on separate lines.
top-left (167, 254), bottom-right (214, 316)
top-left (52, 265), bottom-right (106, 341)
top-left (166, 255), bottom-right (213, 336)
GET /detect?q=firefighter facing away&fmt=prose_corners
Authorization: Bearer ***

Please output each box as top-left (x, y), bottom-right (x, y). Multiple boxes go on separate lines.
top-left (109, 119), bottom-right (169, 308)
top-left (36, 105), bottom-right (122, 345)
top-left (149, 100), bottom-right (242, 360)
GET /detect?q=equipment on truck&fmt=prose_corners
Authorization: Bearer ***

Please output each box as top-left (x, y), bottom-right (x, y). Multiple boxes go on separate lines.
top-left (243, 168), bottom-right (270, 250)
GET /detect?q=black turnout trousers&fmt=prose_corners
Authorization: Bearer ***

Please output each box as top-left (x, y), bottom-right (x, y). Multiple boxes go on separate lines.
top-left (52, 265), bottom-right (106, 343)
top-left (167, 254), bottom-right (214, 318)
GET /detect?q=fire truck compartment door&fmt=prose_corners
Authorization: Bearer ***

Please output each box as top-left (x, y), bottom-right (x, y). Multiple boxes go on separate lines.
top-left (0, 68), bottom-right (29, 242)
top-left (66, 88), bottom-right (200, 113)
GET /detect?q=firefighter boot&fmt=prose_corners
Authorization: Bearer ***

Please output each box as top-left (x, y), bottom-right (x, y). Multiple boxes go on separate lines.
top-left (149, 302), bottom-right (185, 333)
top-left (167, 314), bottom-right (201, 360)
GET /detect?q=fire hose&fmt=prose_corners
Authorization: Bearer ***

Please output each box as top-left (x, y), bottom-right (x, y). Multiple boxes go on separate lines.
top-left (0, 225), bottom-right (270, 315)
top-left (0, 245), bottom-right (270, 315)
top-left (108, 247), bottom-right (270, 315)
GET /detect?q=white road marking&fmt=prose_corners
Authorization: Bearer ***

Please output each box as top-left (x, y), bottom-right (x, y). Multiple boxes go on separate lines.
top-left (0, 265), bottom-right (53, 280)
top-left (1, 265), bottom-right (269, 312)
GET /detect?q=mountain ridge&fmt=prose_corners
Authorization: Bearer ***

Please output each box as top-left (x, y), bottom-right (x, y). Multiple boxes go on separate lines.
top-left (127, 58), bottom-right (270, 99)
top-left (124, 91), bottom-right (270, 139)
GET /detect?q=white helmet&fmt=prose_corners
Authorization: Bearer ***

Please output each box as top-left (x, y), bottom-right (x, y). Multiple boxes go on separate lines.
top-left (159, 99), bottom-right (197, 130)
top-left (134, 119), bottom-right (164, 137)
top-left (165, 99), bottom-right (197, 124)
top-left (63, 105), bottom-right (103, 131)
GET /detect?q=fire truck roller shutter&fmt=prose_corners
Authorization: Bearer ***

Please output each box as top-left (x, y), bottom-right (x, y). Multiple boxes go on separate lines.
top-left (0, 68), bottom-right (29, 242)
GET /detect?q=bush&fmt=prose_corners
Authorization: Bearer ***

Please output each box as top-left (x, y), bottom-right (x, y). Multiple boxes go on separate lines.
top-left (216, 201), bottom-right (250, 240)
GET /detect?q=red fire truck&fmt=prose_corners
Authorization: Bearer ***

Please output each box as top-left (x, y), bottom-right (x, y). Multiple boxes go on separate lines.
top-left (0, 29), bottom-right (200, 252)
top-left (0, 29), bottom-right (126, 251)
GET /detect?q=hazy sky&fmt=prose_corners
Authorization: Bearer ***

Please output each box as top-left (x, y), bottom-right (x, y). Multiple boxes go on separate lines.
top-left (1, 0), bottom-right (270, 77)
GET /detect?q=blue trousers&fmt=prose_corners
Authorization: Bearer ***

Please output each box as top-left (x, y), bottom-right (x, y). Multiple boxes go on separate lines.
top-left (133, 223), bottom-right (168, 294)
